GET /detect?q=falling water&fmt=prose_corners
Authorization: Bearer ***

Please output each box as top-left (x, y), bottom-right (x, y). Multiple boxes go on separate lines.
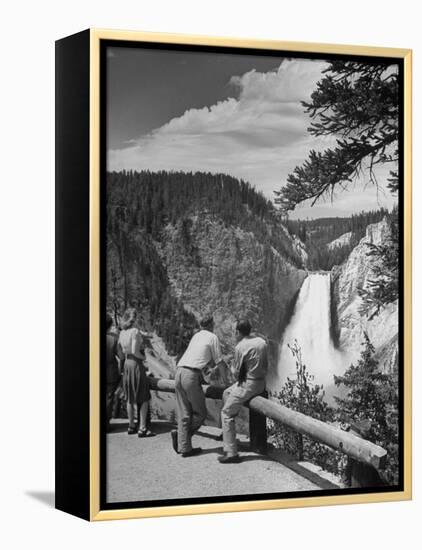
top-left (269, 272), bottom-right (349, 401)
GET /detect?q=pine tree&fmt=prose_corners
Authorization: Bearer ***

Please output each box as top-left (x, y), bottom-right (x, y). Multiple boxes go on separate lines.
top-left (358, 210), bottom-right (399, 318)
top-left (334, 334), bottom-right (399, 485)
top-left (274, 61), bottom-right (399, 211)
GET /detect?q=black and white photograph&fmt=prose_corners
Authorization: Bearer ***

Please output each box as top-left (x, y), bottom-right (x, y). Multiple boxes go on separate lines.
top-left (102, 42), bottom-right (403, 508)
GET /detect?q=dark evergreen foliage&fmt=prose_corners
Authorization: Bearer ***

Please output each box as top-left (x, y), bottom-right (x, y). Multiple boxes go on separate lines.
top-left (106, 170), bottom-right (304, 357)
top-left (358, 207), bottom-right (399, 318)
top-left (107, 170), bottom-right (302, 267)
top-left (334, 334), bottom-right (399, 485)
top-left (268, 341), bottom-right (345, 476)
top-left (269, 338), bottom-right (399, 485)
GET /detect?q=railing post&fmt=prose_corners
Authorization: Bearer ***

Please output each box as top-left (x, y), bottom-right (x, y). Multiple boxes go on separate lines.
top-left (249, 391), bottom-right (268, 454)
top-left (348, 459), bottom-right (384, 488)
top-left (346, 421), bottom-right (385, 488)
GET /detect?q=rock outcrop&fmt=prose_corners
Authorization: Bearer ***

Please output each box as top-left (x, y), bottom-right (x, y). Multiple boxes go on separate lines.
top-left (327, 231), bottom-right (353, 250)
top-left (331, 219), bottom-right (398, 372)
top-left (157, 214), bottom-right (307, 366)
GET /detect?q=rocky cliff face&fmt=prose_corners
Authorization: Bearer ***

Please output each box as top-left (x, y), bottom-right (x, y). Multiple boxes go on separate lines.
top-left (331, 219), bottom-right (398, 371)
top-left (156, 214), bottom-right (307, 371)
top-left (327, 231), bottom-right (353, 250)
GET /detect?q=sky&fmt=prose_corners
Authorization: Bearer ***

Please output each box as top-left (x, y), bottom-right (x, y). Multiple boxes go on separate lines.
top-left (107, 46), bottom-right (397, 219)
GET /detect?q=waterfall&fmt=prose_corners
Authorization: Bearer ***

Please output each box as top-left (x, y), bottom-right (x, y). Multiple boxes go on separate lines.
top-left (268, 272), bottom-right (350, 401)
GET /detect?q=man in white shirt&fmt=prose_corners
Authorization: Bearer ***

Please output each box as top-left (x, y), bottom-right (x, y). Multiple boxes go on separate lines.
top-left (172, 315), bottom-right (227, 457)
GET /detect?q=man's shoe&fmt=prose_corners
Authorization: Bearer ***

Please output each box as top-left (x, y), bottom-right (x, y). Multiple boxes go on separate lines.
top-left (218, 454), bottom-right (241, 464)
top-left (138, 428), bottom-right (155, 438)
top-left (181, 447), bottom-right (202, 457)
top-left (171, 430), bottom-right (179, 454)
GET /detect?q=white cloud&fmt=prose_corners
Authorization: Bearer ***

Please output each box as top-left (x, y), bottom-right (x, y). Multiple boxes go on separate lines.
top-left (109, 59), bottom-right (329, 192)
top-left (107, 58), bottom-right (396, 214)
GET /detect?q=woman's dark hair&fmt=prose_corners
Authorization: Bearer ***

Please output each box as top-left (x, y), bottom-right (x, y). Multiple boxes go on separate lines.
top-left (121, 307), bottom-right (137, 330)
top-left (106, 313), bottom-right (113, 331)
top-left (236, 319), bottom-right (252, 337)
top-left (200, 315), bottom-right (214, 330)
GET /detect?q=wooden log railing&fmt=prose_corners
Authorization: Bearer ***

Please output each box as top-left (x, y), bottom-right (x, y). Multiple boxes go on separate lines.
top-left (148, 377), bottom-right (387, 486)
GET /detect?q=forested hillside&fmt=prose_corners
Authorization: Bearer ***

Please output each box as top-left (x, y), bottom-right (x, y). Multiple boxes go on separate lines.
top-left (285, 209), bottom-right (391, 270)
top-left (106, 170), bottom-right (305, 359)
top-left (108, 171), bottom-right (302, 265)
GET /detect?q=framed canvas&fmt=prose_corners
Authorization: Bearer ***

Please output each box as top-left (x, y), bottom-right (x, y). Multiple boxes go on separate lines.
top-left (55, 29), bottom-right (412, 521)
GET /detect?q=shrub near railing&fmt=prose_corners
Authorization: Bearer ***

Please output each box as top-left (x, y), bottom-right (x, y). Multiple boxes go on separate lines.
top-left (333, 335), bottom-right (400, 486)
top-left (268, 341), bottom-right (347, 480)
top-left (269, 338), bottom-right (399, 486)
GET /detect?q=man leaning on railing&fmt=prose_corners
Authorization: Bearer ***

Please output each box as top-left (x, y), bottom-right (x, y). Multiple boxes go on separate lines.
top-left (171, 315), bottom-right (228, 457)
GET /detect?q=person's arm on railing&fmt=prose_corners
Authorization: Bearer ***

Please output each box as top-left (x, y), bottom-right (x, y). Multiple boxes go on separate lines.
top-left (202, 334), bottom-right (229, 384)
top-left (217, 359), bottom-right (232, 385)
top-left (209, 359), bottom-right (230, 383)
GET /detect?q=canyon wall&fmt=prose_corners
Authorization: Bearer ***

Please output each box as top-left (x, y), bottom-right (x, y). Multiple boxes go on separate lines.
top-left (331, 219), bottom-right (398, 372)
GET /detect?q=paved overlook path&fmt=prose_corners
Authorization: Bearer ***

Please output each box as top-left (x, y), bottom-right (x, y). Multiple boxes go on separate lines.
top-left (106, 420), bottom-right (341, 504)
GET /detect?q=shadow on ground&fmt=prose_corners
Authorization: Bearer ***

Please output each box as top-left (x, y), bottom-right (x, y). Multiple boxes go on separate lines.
top-left (109, 420), bottom-right (175, 435)
top-left (106, 420), bottom-right (323, 503)
top-left (26, 491), bottom-right (55, 508)
top-left (268, 448), bottom-right (342, 491)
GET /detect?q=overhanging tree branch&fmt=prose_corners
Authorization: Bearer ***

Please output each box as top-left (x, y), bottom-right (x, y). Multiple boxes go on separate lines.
top-left (274, 61), bottom-right (399, 212)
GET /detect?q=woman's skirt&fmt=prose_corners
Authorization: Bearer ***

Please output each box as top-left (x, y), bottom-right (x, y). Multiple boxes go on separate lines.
top-left (122, 357), bottom-right (151, 405)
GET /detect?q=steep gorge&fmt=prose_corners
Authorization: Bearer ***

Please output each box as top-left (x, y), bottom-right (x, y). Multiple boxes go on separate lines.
top-left (331, 219), bottom-right (399, 372)
top-left (106, 170), bottom-right (307, 377)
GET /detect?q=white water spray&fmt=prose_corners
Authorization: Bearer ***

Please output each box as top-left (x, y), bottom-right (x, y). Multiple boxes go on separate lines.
top-left (269, 273), bottom-right (350, 399)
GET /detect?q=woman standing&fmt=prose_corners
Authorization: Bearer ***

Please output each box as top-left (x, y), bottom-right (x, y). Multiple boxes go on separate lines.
top-left (105, 313), bottom-right (120, 429)
top-left (118, 308), bottom-right (154, 437)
